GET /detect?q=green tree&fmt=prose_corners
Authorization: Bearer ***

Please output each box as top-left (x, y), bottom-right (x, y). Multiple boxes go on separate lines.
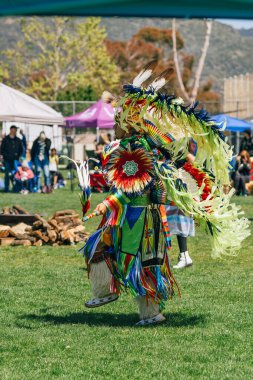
top-left (0, 64), bottom-right (8, 82)
top-left (3, 17), bottom-right (119, 100)
top-left (68, 17), bottom-right (119, 97)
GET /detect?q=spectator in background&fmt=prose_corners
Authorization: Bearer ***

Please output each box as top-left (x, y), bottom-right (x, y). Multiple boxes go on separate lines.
top-left (19, 129), bottom-right (27, 159)
top-left (166, 152), bottom-right (195, 269)
top-left (49, 148), bottom-right (59, 188)
top-left (99, 132), bottom-right (111, 145)
top-left (14, 160), bottom-right (34, 194)
top-left (240, 130), bottom-right (253, 156)
top-left (94, 143), bottom-right (104, 166)
top-left (234, 150), bottom-right (251, 196)
top-left (0, 125), bottom-right (22, 192)
top-left (31, 132), bottom-right (51, 193)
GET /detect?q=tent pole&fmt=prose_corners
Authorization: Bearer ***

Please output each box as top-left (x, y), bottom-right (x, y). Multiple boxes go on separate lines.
top-left (96, 127), bottom-right (99, 143)
top-left (236, 131), bottom-right (240, 154)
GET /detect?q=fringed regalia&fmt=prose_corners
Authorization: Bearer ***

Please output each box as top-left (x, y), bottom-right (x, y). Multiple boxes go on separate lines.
top-left (79, 62), bottom-right (250, 324)
top-left (81, 136), bottom-right (179, 309)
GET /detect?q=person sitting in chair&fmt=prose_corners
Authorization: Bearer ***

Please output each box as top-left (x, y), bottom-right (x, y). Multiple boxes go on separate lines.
top-left (14, 160), bottom-right (34, 194)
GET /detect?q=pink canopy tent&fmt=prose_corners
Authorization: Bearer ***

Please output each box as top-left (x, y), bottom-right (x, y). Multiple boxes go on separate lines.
top-left (65, 99), bottom-right (115, 129)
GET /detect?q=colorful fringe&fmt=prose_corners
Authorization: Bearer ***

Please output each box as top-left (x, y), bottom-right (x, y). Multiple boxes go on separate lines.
top-left (182, 162), bottom-right (215, 201)
top-left (117, 85), bottom-right (233, 185)
top-left (159, 204), bottom-right (172, 250)
top-left (156, 161), bottom-right (250, 258)
top-left (103, 191), bottom-right (130, 227)
top-left (80, 189), bottom-right (178, 306)
top-left (114, 251), bottom-right (177, 309)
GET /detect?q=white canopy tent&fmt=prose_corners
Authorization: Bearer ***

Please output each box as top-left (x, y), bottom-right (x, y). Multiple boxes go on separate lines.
top-left (0, 83), bottom-right (65, 150)
top-left (0, 83), bottom-right (64, 125)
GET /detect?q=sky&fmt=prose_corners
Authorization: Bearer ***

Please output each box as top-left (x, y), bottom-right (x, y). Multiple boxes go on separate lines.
top-left (218, 19), bottom-right (253, 29)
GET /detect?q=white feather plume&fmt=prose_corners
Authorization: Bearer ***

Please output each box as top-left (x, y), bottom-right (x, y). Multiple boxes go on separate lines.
top-left (149, 77), bottom-right (166, 91)
top-left (133, 68), bottom-right (154, 87)
top-left (132, 60), bottom-right (157, 87)
top-left (148, 67), bottom-right (174, 91)
top-left (60, 156), bottom-right (90, 190)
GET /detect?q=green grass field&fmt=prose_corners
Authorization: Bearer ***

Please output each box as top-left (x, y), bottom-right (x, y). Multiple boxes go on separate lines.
top-left (0, 189), bottom-right (252, 380)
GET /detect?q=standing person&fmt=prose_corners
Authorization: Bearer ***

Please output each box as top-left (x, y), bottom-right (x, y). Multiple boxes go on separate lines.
top-left (19, 129), bottom-right (27, 160)
top-left (31, 132), bottom-right (51, 193)
top-left (166, 205), bottom-right (194, 268)
top-left (0, 125), bottom-right (22, 192)
top-left (49, 148), bottom-right (59, 188)
top-left (166, 153), bottom-right (195, 269)
top-left (239, 130), bottom-right (253, 157)
top-left (234, 150), bottom-right (251, 196)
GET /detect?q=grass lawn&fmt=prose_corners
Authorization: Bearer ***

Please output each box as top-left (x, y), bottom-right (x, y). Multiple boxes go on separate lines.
top-left (0, 189), bottom-right (252, 380)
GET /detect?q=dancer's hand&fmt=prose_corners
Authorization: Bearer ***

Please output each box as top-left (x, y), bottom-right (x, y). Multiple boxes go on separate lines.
top-left (94, 203), bottom-right (107, 215)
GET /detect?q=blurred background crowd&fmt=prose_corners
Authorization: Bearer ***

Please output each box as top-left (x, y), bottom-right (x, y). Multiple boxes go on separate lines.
top-left (0, 124), bottom-right (253, 196)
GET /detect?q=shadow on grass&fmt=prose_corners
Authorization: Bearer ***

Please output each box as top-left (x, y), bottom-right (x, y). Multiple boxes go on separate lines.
top-left (17, 311), bottom-right (207, 328)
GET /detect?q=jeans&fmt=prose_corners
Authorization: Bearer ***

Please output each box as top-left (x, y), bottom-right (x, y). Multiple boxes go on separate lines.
top-left (4, 160), bottom-right (14, 192)
top-left (35, 158), bottom-right (50, 188)
top-left (234, 173), bottom-right (250, 195)
top-left (14, 179), bottom-right (33, 193)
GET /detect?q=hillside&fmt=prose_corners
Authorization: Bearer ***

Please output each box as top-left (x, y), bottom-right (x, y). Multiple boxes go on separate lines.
top-left (1, 17), bottom-right (253, 92)
top-left (102, 18), bottom-right (253, 91)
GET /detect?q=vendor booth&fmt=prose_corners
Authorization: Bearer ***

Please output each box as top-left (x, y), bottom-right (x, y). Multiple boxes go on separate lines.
top-left (0, 83), bottom-right (65, 150)
top-left (212, 114), bottom-right (253, 153)
top-left (64, 99), bottom-right (115, 161)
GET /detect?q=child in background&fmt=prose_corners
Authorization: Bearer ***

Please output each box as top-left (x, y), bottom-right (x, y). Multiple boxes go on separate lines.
top-left (49, 148), bottom-right (59, 189)
top-left (14, 160), bottom-right (34, 194)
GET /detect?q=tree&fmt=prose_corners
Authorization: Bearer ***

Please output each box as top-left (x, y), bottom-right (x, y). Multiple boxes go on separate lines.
top-left (107, 24), bottom-right (220, 113)
top-left (106, 26), bottom-right (183, 88)
top-left (3, 17), bottom-right (119, 100)
top-left (67, 18), bottom-right (119, 97)
top-left (0, 63), bottom-right (9, 82)
top-left (172, 18), bottom-right (213, 103)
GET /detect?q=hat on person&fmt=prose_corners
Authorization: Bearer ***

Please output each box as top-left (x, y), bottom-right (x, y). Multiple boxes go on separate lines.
top-left (10, 125), bottom-right (18, 130)
top-left (22, 160), bottom-right (29, 169)
top-left (39, 131), bottom-right (46, 140)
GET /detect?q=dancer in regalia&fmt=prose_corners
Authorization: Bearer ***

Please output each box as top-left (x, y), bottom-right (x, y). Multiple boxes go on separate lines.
top-left (75, 63), bottom-right (249, 326)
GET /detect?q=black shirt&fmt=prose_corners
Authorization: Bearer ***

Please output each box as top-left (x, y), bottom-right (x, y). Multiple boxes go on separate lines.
top-left (0, 135), bottom-right (23, 162)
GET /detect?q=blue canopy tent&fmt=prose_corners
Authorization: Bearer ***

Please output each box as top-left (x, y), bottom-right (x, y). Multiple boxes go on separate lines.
top-left (212, 114), bottom-right (253, 133)
top-left (212, 114), bottom-right (253, 153)
top-left (212, 114), bottom-right (253, 132)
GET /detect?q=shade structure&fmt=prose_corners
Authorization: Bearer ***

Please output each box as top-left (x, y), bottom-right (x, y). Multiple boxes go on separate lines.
top-left (212, 114), bottom-right (253, 133)
top-left (65, 99), bottom-right (114, 129)
top-left (1, 0), bottom-right (253, 19)
top-left (0, 83), bottom-right (64, 125)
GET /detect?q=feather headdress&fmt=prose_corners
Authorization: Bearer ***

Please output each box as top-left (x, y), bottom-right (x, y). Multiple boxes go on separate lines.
top-left (132, 60), bottom-right (158, 87)
top-left (115, 63), bottom-right (232, 185)
top-left (111, 62), bottom-right (250, 257)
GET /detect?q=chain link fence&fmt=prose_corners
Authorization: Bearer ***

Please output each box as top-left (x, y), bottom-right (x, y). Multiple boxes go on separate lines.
top-left (44, 100), bottom-right (96, 117)
top-left (44, 100), bottom-right (222, 117)
top-left (43, 99), bottom-right (253, 155)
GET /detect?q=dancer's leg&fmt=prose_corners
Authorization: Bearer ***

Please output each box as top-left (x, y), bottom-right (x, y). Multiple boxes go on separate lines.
top-left (173, 236), bottom-right (193, 269)
top-left (135, 296), bottom-right (165, 326)
top-left (85, 250), bottom-right (118, 308)
top-left (89, 260), bottom-right (113, 298)
top-left (177, 235), bottom-right (187, 252)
